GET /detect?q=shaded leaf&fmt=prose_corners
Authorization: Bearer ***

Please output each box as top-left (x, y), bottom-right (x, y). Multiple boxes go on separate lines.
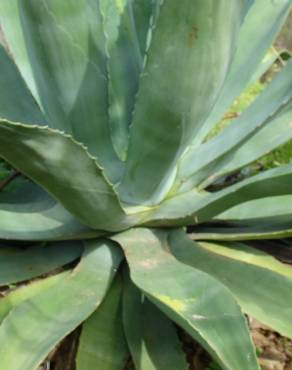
top-left (0, 239), bottom-right (123, 370)
top-left (123, 268), bottom-right (188, 370)
top-left (0, 241), bottom-right (82, 285)
top-left (0, 121), bottom-right (131, 231)
top-left (0, 46), bottom-right (46, 125)
top-left (0, 0), bottom-right (122, 181)
top-left (101, 0), bottom-right (152, 160)
top-left (0, 179), bottom-right (100, 241)
top-left (76, 276), bottom-right (128, 370)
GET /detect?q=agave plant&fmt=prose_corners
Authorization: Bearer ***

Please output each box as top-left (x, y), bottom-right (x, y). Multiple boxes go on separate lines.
top-left (0, 0), bottom-right (292, 369)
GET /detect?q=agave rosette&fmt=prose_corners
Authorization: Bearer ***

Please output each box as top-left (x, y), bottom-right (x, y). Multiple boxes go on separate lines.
top-left (0, 1), bottom-right (292, 369)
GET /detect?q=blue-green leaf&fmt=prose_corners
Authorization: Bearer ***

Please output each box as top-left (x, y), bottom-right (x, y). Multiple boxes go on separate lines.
top-left (114, 228), bottom-right (260, 370)
top-left (0, 0), bottom-right (122, 181)
top-left (0, 240), bottom-right (123, 370)
top-left (169, 230), bottom-right (292, 339)
top-left (76, 276), bottom-right (129, 370)
top-left (119, 0), bottom-right (245, 205)
top-left (0, 241), bottom-right (82, 285)
top-left (0, 46), bottom-right (46, 125)
top-left (0, 121), bottom-right (132, 231)
top-left (123, 268), bottom-right (188, 370)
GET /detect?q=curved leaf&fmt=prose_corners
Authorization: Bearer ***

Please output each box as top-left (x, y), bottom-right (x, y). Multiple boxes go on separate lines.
top-left (192, 223), bottom-right (292, 241)
top-left (0, 241), bottom-right (82, 285)
top-left (119, 0), bottom-right (245, 205)
top-left (217, 195), bottom-right (292, 223)
top-left (0, 0), bottom-right (122, 182)
top-left (145, 164), bottom-right (292, 226)
top-left (169, 231), bottom-right (292, 339)
top-left (177, 58), bottom-right (292, 191)
top-left (208, 101), bottom-right (292, 185)
top-left (0, 272), bottom-right (69, 323)
top-left (0, 46), bottom-right (46, 125)
top-left (192, 0), bottom-right (292, 146)
top-left (123, 268), bottom-right (188, 370)
top-left (193, 195), bottom-right (292, 240)
top-left (76, 276), bottom-right (128, 370)
top-left (0, 179), bottom-right (100, 241)
top-left (0, 239), bottom-right (123, 370)
top-left (114, 228), bottom-right (260, 370)
top-left (101, 0), bottom-right (152, 160)
top-left (0, 121), bottom-right (133, 231)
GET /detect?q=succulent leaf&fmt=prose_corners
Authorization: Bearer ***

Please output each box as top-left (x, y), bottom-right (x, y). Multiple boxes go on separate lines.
top-left (119, 0), bottom-right (246, 205)
top-left (114, 228), bottom-right (260, 370)
top-left (76, 276), bottom-right (129, 370)
top-left (0, 240), bottom-right (122, 370)
top-left (169, 230), bottom-right (292, 338)
top-left (123, 268), bottom-right (189, 370)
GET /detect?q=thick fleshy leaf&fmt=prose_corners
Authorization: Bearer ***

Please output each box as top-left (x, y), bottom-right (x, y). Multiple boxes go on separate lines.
top-left (101, 0), bottom-right (152, 160)
top-left (0, 179), bottom-right (100, 241)
top-left (192, 222), bottom-right (292, 241)
top-left (218, 195), bottom-right (292, 222)
top-left (114, 228), bottom-right (259, 370)
top-left (0, 241), bottom-right (82, 285)
top-left (0, 46), bottom-right (46, 125)
top-left (192, 0), bottom-right (292, 146)
top-left (207, 101), bottom-right (292, 185)
top-left (123, 269), bottom-right (188, 370)
top-left (0, 272), bottom-right (69, 323)
top-left (76, 276), bottom-right (129, 370)
top-left (177, 58), bottom-right (292, 191)
top-left (119, 0), bottom-right (245, 205)
top-left (196, 165), bottom-right (292, 224)
top-left (0, 239), bottom-right (123, 370)
top-left (145, 164), bottom-right (292, 227)
top-left (0, 0), bottom-right (122, 181)
top-left (169, 231), bottom-right (292, 339)
top-left (192, 195), bottom-right (292, 240)
top-left (0, 121), bottom-right (133, 231)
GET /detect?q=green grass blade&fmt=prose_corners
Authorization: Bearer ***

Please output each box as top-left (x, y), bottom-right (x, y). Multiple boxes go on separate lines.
top-left (169, 230), bottom-right (292, 339)
top-left (0, 239), bottom-right (123, 370)
top-left (76, 276), bottom-right (128, 370)
top-left (114, 228), bottom-right (260, 370)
